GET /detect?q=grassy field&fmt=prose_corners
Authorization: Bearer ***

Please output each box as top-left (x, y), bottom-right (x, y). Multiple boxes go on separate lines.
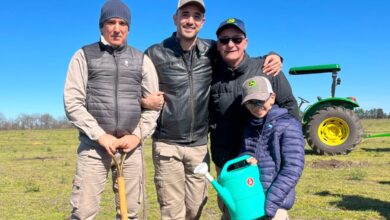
top-left (0, 119), bottom-right (389, 220)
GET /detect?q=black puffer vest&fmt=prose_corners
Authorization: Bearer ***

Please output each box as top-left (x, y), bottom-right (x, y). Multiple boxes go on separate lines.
top-left (83, 42), bottom-right (143, 138)
top-left (146, 33), bottom-right (217, 143)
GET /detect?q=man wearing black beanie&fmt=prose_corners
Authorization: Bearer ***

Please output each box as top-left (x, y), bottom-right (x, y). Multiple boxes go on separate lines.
top-left (64, 0), bottom-right (160, 219)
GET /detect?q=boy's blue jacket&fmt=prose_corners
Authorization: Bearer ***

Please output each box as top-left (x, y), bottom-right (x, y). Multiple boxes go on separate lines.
top-left (241, 105), bottom-right (305, 217)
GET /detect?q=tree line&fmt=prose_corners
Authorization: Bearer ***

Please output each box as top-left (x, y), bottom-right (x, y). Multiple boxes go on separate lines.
top-left (0, 108), bottom-right (389, 130)
top-left (353, 108), bottom-right (390, 119)
top-left (0, 113), bottom-right (72, 130)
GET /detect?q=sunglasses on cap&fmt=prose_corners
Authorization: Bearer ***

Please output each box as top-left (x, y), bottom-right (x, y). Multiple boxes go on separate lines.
top-left (218, 36), bottom-right (245, 45)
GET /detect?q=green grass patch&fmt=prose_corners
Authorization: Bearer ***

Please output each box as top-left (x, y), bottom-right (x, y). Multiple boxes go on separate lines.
top-left (0, 119), bottom-right (389, 219)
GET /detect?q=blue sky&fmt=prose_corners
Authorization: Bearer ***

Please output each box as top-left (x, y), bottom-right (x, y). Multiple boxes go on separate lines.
top-left (0, 0), bottom-right (389, 119)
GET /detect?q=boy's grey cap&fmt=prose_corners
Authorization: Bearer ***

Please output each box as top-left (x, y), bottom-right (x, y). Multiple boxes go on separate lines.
top-left (241, 76), bottom-right (274, 105)
top-left (177, 0), bottom-right (205, 13)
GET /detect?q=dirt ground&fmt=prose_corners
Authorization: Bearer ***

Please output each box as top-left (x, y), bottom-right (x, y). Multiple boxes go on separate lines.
top-left (309, 159), bottom-right (369, 169)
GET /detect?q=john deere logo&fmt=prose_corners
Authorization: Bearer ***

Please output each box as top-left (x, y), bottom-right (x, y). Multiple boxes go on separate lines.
top-left (227, 18), bottom-right (236, 24)
top-left (248, 80), bottom-right (256, 87)
top-left (247, 177), bottom-right (254, 187)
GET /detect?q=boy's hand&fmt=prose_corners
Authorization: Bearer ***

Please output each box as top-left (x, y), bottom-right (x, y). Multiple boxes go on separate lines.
top-left (246, 157), bottom-right (258, 165)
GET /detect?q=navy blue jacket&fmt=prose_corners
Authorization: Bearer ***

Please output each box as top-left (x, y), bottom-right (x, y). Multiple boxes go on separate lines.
top-left (241, 105), bottom-right (305, 217)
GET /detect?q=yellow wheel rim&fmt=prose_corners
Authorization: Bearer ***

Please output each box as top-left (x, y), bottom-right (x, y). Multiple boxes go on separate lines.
top-left (318, 117), bottom-right (350, 146)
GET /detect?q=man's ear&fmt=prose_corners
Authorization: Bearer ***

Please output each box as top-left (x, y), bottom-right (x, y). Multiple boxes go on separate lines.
top-left (173, 13), bottom-right (178, 26)
top-left (243, 37), bottom-right (248, 50)
top-left (200, 17), bottom-right (206, 27)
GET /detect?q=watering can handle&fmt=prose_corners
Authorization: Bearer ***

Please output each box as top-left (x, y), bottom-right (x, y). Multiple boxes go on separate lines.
top-left (220, 155), bottom-right (251, 177)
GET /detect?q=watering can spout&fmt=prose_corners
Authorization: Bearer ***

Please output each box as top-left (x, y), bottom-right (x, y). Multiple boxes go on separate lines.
top-left (193, 162), bottom-right (236, 212)
top-left (210, 180), bottom-right (236, 212)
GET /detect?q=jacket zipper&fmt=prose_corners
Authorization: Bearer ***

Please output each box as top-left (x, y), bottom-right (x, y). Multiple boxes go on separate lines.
top-left (182, 51), bottom-right (195, 142)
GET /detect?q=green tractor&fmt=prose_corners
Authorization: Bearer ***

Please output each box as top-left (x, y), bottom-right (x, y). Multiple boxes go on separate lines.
top-left (289, 64), bottom-right (363, 155)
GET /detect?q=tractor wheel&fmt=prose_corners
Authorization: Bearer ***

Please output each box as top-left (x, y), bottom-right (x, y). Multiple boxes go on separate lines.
top-left (306, 106), bottom-right (363, 155)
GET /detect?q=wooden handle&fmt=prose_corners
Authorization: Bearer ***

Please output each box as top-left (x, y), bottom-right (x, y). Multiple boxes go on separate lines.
top-left (117, 176), bottom-right (128, 220)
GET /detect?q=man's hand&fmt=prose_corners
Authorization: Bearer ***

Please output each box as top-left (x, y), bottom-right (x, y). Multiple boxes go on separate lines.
top-left (141, 91), bottom-right (165, 110)
top-left (263, 54), bottom-right (282, 76)
top-left (116, 134), bottom-right (141, 153)
top-left (98, 134), bottom-right (118, 156)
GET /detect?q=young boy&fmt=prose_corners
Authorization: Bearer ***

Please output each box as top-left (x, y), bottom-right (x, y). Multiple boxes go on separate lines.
top-left (240, 76), bottom-right (305, 220)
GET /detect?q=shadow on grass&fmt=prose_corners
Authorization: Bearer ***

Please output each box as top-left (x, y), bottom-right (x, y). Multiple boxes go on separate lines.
top-left (304, 149), bottom-right (318, 155)
top-left (315, 191), bottom-right (390, 219)
top-left (361, 147), bottom-right (390, 153)
top-left (378, 181), bottom-right (390, 185)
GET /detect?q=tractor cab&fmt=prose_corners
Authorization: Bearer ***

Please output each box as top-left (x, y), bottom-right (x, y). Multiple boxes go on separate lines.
top-left (289, 64), bottom-right (341, 98)
top-left (288, 64), bottom-right (363, 155)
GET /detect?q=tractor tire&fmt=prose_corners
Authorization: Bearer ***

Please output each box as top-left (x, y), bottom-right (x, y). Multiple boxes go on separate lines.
top-left (305, 106), bottom-right (363, 155)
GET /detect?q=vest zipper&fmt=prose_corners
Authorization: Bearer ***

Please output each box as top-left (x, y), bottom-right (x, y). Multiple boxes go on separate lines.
top-left (113, 52), bottom-right (119, 136)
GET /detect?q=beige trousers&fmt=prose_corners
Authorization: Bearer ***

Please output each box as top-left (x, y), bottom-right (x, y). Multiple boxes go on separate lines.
top-left (152, 141), bottom-right (209, 220)
top-left (70, 142), bottom-right (143, 220)
top-left (271, 209), bottom-right (289, 220)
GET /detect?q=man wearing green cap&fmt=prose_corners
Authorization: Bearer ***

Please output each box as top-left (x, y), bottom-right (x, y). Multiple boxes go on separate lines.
top-left (209, 17), bottom-right (299, 220)
top-left (64, 0), bottom-right (160, 219)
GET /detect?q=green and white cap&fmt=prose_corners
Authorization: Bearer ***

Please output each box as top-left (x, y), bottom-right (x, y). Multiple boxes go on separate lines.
top-left (241, 76), bottom-right (273, 105)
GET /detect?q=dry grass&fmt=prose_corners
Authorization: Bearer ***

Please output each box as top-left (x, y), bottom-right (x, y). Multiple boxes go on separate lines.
top-left (0, 119), bottom-right (389, 219)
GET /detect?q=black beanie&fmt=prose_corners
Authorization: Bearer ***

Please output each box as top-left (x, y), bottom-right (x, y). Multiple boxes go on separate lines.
top-left (99, 0), bottom-right (131, 28)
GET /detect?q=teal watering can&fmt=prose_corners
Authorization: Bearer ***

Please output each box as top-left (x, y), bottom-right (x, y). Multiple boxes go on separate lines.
top-left (194, 155), bottom-right (265, 220)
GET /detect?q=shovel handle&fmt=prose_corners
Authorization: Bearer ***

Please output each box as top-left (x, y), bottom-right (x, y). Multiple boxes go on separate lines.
top-left (117, 176), bottom-right (128, 220)
top-left (112, 152), bottom-right (128, 220)
top-left (220, 155), bottom-right (251, 177)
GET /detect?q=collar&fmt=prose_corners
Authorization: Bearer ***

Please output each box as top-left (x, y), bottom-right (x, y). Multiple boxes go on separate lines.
top-left (169, 32), bottom-right (209, 57)
top-left (217, 53), bottom-right (251, 77)
top-left (99, 36), bottom-right (126, 54)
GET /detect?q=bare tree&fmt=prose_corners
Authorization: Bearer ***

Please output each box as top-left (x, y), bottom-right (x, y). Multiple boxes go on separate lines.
top-left (56, 116), bottom-right (73, 129)
top-left (40, 113), bottom-right (56, 129)
top-left (0, 113), bottom-right (6, 129)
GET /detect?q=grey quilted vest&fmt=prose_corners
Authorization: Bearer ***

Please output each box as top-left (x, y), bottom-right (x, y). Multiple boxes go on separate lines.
top-left (82, 42), bottom-right (143, 138)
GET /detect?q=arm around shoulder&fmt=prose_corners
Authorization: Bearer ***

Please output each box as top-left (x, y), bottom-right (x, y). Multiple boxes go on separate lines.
top-left (273, 72), bottom-right (300, 119)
